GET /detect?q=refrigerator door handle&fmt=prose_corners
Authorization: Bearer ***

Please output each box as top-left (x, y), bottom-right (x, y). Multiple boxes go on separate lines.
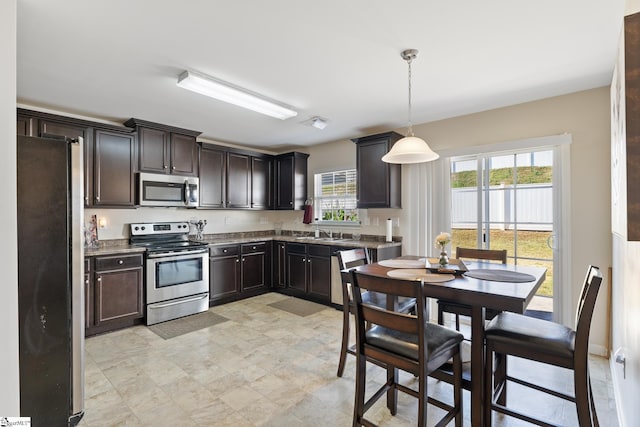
top-left (70, 137), bottom-right (85, 419)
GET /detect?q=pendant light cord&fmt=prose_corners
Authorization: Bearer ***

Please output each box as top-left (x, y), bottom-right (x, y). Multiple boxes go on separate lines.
top-left (407, 56), bottom-right (414, 137)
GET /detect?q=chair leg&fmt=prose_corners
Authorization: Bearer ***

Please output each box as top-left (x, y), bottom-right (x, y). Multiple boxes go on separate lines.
top-left (437, 304), bottom-right (444, 325)
top-left (494, 352), bottom-right (507, 406)
top-left (353, 354), bottom-right (366, 427)
top-left (386, 366), bottom-right (399, 415)
top-left (337, 304), bottom-right (351, 377)
top-left (484, 345), bottom-right (494, 426)
top-left (453, 352), bottom-right (463, 427)
top-left (574, 365), bottom-right (594, 427)
top-left (418, 365), bottom-right (427, 427)
top-left (455, 313), bottom-right (460, 331)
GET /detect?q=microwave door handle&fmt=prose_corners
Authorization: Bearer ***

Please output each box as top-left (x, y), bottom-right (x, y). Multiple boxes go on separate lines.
top-left (183, 180), bottom-right (190, 206)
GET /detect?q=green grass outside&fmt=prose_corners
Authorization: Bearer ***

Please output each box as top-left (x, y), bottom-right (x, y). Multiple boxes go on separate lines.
top-left (450, 229), bottom-right (554, 296)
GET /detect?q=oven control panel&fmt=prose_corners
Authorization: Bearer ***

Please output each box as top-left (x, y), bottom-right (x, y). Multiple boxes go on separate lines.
top-left (130, 222), bottom-right (190, 236)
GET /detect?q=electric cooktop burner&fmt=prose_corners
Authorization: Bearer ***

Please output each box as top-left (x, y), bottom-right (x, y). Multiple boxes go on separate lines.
top-left (129, 222), bottom-right (208, 253)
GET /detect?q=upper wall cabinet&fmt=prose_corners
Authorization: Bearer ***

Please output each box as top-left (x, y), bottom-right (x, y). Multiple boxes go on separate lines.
top-left (198, 143), bottom-right (274, 210)
top-left (92, 130), bottom-right (136, 207)
top-left (124, 118), bottom-right (201, 177)
top-left (17, 108), bottom-right (136, 208)
top-left (274, 152), bottom-right (309, 210)
top-left (352, 132), bottom-right (402, 209)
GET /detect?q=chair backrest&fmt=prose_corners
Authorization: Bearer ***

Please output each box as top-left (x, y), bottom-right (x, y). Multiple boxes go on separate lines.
top-left (455, 247), bottom-right (507, 264)
top-left (350, 270), bottom-right (428, 363)
top-left (574, 265), bottom-right (603, 359)
top-left (337, 248), bottom-right (370, 270)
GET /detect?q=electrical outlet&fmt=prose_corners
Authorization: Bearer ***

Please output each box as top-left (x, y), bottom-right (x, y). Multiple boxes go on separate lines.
top-left (225, 216), bottom-right (231, 225)
top-left (394, 217), bottom-right (400, 227)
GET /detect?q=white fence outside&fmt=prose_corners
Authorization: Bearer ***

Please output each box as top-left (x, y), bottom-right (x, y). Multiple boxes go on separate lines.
top-left (451, 183), bottom-right (552, 232)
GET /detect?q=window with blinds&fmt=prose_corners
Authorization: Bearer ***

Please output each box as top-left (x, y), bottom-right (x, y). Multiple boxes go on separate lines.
top-left (314, 169), bottom-right (359, 223)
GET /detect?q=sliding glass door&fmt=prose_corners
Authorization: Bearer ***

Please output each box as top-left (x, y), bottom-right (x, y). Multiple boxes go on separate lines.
top-left (450, 149), bottom-right (555, 311)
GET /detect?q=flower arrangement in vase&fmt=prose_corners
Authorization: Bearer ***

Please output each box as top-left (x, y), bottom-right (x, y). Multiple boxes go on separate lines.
top-left (434, 232), bottom-right (451, 266)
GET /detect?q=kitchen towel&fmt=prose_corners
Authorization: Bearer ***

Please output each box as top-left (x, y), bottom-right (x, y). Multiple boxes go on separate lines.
top-left (303, 203), bottom-right (313, 224)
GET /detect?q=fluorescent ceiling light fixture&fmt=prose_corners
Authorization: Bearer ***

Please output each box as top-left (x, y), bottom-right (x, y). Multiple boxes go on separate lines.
top-left (177, 70), bottom-right (298, 120)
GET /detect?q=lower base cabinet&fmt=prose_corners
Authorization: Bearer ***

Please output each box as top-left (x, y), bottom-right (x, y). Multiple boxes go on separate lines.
top-left (86, 253), bottom-right (144, 336)
top-left (286, 243), bottom-right (332, 303)
top-left (209, 242), bottom-right (271, 304)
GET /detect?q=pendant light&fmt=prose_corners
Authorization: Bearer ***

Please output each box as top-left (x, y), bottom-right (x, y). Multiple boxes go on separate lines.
top-left (382, 49), bottom-right (439, 164)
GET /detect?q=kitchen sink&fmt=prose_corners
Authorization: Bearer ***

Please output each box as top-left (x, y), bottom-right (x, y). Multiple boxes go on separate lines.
top-left (294, 236), bottom-right (350, 242)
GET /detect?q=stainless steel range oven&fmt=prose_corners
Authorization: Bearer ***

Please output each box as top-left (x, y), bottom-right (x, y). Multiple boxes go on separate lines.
top-left (130, 222), bottom-right (209, 325)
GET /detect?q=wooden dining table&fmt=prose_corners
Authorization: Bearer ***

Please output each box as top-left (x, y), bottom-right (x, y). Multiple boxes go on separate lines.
top-left (342, 255), bottom-right (547, 426)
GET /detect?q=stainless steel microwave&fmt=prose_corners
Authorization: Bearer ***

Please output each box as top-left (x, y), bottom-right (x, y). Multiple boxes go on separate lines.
top-left (138, 172), bottom-right (199, 207)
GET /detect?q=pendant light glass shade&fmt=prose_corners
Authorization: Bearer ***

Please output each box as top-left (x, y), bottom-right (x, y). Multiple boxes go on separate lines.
top-left (381, 136), bottom-right (439, 163)
top-left (382, 49), bottom-right (439, 164)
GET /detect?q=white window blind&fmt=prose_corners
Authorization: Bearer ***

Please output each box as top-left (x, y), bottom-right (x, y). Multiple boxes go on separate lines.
top-left (314, 169), bottom-right (359, 223)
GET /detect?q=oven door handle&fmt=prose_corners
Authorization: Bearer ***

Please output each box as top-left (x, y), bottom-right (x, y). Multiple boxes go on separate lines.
top-left (147, 248), bottom-right (208, 258)
top-left (148, 293), bottom-right (209, 309)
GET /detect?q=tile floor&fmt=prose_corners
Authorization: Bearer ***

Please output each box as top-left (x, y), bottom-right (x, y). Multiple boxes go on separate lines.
top-left (79, 293), bottom-right (618, 426)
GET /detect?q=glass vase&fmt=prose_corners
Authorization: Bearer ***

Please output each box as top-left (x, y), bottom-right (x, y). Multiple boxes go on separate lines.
top-left (438, 247), bottom-right (449, 266)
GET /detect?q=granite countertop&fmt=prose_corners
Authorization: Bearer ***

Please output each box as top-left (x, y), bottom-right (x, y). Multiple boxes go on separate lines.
top-left (85, 234), bottom-right (401, 256)
top-left (84, 243), bottom-right (146, 257)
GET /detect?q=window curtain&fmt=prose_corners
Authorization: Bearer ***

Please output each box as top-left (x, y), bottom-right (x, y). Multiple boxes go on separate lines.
top-left (406, 157), bottom-right (451, 258)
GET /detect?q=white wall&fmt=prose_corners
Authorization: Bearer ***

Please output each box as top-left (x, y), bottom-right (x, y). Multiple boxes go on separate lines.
top-left (610, 3), bottom-right (640, 426)
top-left (307, 87), bottom-right (613, 354)
top-left (0, 0), bottom-right (20, 416)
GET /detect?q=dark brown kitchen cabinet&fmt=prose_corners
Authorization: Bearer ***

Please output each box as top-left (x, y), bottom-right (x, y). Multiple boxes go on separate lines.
top-left (209, 245), bottom-right (240, 301)
top-left (209, 242), bottom-right (270, 304)
top-left (16, 115), bottom-right (35, 136)
top-left (137, 126), bottom-right (167, 174)
top-left (199, 144), bottom-right (226, 208)
top-left (227, 152), bottom-right (251, 208)
top-left (352, 132), bottom-right (402, 208)
top-left (275, 152), bottom-right (309, 210)
top-left (274, 241), bottom-right (287, 288)
top-left (286, 242), bottom-right (331, 303)
top-left (307, 245), bottom-right (332, 300)
top-left (251, 156), bottom-right (273, 209)
top-left (16, 108), bottom-right (138, 208)
top-left (199, 143), bottom-right (274, 210)
top-left (287, 243), bottom-right (308, 292)
top-left (124, 118), bottom-right (201, 177)
top-left (92, 130), bottom-right (136, 207)
top-left (87, 254), bottom-right (144, 335)
top-left (241, 242), bottom-right (269, 291)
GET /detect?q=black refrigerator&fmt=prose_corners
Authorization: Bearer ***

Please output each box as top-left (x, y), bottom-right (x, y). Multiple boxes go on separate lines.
top-left (17, 135), bottom-right (85, 426)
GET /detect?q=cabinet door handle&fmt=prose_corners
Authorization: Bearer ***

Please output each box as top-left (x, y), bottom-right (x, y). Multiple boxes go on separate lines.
top-left (223, 249), bottom-right (227, 253)
top-left (96, 196), bottom-right (100, 202)
top-left (172, 166), bottom-right (176, 170)
top-left (118, 260), bottom-right (124, 265)
top-left (242, 258), bottom-right (245, 262)
top-left (97, 276), bottom-right (102, 283)
top-left (236, 259), bottom-right (239, 263)
top-left (163, 165), bottom-right (168, 169)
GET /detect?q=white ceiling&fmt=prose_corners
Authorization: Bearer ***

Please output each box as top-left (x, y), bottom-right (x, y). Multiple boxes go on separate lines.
top-left (17, 0), bottom-right (625, 151)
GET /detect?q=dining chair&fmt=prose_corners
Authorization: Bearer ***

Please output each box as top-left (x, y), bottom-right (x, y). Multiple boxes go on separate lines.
top-left (336, 248), bottom-right (415, 377)
top-left (484, 265), bottom-right (603, 426)
top-left (437, 247), bottom-right (507, 332)
top-left (350, 269), bottom-right (464, 427)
